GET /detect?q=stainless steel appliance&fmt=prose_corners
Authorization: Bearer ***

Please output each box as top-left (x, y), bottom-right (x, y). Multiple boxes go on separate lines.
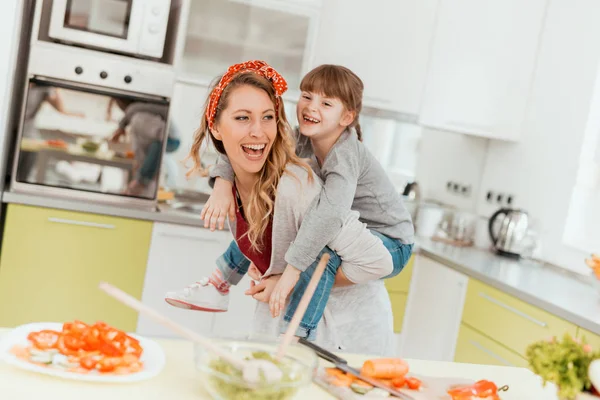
top-left (488, 208), bottom-right (533, 258)
top-left (49, 0), bottom-right (172, 59)
top-left (10, 45), bottom-right (175, 209)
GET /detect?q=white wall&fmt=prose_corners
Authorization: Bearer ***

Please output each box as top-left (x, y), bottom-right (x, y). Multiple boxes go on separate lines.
top-left (415, 127), bottom-right (488, 211)
top-left (474, 0), bottom-right (600, 274)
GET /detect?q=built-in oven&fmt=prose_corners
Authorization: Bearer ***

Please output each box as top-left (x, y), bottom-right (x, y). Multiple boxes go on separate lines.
top-left (48, 0), bottom-right (172, 59)
top-left (11, 44), bottom-right (176, 209)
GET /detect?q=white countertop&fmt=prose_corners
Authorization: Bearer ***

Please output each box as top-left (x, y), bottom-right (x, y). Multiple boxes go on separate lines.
top-left (419, 238), bottom-right (600, 335)
top-left (0, 328), bottom-right (560, 400)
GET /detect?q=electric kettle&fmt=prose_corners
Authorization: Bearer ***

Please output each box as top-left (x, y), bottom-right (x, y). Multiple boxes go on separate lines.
top-left (488, 208), bottom-right (536, 258)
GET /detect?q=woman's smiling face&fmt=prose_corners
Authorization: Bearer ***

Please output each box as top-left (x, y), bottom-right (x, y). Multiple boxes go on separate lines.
top-left (211, 84), bottom-right (278, 177)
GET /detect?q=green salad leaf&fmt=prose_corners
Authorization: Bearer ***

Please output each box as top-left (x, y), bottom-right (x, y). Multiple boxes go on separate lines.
top-left (526, 334), bottom-right (600, 400)
top-left (207, 351), bottom-right (303, 400)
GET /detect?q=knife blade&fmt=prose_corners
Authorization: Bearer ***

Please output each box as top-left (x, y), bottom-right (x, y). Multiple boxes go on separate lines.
top-left (298, 338), bottom-right (416, 400)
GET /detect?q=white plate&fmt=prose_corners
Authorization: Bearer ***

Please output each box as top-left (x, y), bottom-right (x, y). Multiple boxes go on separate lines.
top-left (0, 322), bottom-right (166, 383)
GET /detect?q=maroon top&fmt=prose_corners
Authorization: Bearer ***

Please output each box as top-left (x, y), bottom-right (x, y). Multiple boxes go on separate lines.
top-left (233, 186), bottom-right (273, 275)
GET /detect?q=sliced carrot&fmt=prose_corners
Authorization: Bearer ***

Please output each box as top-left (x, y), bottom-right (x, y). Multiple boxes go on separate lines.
top-left (331, 375), bottom-right (354, 387)
top-left (325, 367), bottom-right (346, 378)
top-left (361, 358), bottom-right (409, 379)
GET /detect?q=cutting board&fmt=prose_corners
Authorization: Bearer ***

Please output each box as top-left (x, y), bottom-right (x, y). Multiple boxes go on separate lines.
top-left (314, 367), bottom-right (475, 399)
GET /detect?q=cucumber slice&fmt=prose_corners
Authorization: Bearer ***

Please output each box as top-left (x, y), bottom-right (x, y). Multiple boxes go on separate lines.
top-left (350, 383), bottom-right (372, 395)
top-left (30, 354), bottom-right (53, 364)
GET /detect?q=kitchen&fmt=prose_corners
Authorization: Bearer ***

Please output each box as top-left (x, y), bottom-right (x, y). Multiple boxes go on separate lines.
top-left (1, 0), bottom-right (600, 399)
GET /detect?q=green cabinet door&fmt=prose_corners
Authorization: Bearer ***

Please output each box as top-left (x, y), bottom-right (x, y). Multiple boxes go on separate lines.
top-left (0, 204), bottom-right (152, 332)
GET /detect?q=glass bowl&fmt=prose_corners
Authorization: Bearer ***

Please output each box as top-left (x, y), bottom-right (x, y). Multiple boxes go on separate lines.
top-left (194, 334), bottom-right (318, 400)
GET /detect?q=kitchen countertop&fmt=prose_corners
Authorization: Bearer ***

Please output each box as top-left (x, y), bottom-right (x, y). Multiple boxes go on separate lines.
top-left (3, 190), bottom-right (600, 338)
top-left (418, 237), bottom-right (600, 335)
top-left (2, 191), bottom-right (205, 228)
top-left (0, 328), bottom-right (558, 399)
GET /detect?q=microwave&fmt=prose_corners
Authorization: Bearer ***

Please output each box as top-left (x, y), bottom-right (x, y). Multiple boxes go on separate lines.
top-left (48, 0), bottom-right (172, 59)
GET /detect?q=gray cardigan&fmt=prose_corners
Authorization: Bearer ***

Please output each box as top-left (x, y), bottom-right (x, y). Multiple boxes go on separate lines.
top-left (211, 127), bottom-right (414, 271)
top-left (227, 164), bottom-right (395, 355)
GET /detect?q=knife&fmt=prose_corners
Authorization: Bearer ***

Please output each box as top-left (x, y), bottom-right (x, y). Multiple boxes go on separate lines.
top-left (298, 338), bottom-right (416, 400)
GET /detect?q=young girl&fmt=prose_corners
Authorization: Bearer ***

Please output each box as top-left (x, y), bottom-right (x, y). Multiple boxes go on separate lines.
top-left (165, 61), bottom-right (394, 341)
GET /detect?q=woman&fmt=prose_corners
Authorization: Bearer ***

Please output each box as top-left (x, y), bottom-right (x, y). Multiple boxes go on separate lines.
top-left (184, 60), bottom-right (395, 355)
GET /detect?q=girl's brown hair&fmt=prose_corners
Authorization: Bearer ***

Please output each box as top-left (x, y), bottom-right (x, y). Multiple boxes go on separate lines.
top-left (187, 72), bottom-right (312, 251)
top-left (299, 64), bottom-right (364, 141)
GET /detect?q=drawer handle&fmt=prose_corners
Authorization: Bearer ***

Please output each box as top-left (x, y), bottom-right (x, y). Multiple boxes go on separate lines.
top-left (478, 292), bottom-right (547, 328)
top-left (158, 232), bottom-right (222, 242)
top-left (469, 340), bottom-right (514, 367)
top-left (48, 217), bottom-right (115, 230)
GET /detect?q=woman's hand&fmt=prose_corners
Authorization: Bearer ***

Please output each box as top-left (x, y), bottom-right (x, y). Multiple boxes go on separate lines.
top-left (201, 177), bottom-right (235, 231)
top-left (245, 275), bottom-right (280, 303)
top-left (269, 265), bottom-right (301, 318)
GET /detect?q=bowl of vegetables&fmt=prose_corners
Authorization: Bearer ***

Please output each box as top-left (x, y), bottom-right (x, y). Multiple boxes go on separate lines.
top-left (194, 335), bottom-right (318, 400)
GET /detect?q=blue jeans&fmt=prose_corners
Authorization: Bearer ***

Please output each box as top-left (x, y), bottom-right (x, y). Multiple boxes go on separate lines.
top-left (371, 231), bottom-right (414, 279)
top-left (216, 233), bottom-right (414, 340)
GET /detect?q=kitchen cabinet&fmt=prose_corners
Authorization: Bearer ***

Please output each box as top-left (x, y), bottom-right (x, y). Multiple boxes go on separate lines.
top-left (176, 0), bottom-right (319, 91)
top-left (0, 204), bottom-right (152, 332)
top-left (455, 323), bottom-right (528, 368)
top-left (137, 222), bottom-right (256, 338)
top-left (419, 0), bottom-right (547, 141)
top-left (461, 278), bottom-right (577, 359)
top-left (400, 255), bottom-right (468, 361)
top-left (385, 255), bottom-right (415, 333)
top-left (312, 0), bottom-right (439, 115)
top-left (577, 327), bottom-right (600, 349)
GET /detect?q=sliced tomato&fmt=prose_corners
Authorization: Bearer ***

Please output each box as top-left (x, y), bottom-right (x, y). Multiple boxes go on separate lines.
top-left (406, 377), bottom-right (422, 390)
top-left (448, 380), bottom-right (499, 399)
top-left (97, 356), bottom-right (125, 373)
top-left (391, 376), bottom-right (406, 388)
top-left (472, 380), bottom-right (498, 396)
top-left (63, 320), bottom-right (89, 336)
top-left (28, 330), bottom-right (60, 350)
top-left (81, 327), bottom-right (102, 351)
top-left (122, 336), bottom-right (143, 357)
top-left (80, 354), bottom-right (103, 370)
top-left (98, 339), bottom-right (124, 357)
top-left (57, 334), bottom-right (85, 356)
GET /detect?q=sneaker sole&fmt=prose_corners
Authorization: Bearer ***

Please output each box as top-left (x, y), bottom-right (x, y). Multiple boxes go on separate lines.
top-left (164, 298), bottom-right (227, 312)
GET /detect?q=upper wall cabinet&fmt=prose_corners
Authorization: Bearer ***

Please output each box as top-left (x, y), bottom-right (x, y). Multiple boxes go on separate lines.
top-left (176, 0), bottom-right (320, 92)
top-left (419, 0), bottom-right (548, 141)
top-left (312, 0), bottom-right (439, 116)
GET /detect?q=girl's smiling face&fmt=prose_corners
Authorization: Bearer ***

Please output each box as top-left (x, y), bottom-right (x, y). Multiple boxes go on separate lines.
top-left (296, 91), bottom-right (354, 139)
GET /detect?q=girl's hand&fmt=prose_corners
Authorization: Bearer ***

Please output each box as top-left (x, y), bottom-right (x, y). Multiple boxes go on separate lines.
top-left (245, 275), bottom-right (280, 303)
top-left (269, 265), bottom-right (301, 318)
top-left (201, 178), bottom-right (235, 231)
top-left (248, 263), bottom-right (261, 281)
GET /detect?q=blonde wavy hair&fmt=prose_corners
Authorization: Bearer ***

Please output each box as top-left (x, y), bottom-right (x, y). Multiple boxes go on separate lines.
top-left (187, 72), bottom-right (312, 252)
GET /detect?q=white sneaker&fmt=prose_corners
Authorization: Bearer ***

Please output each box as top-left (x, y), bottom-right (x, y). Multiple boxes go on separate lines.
top-left (165, 278), bottom-right (229, 312)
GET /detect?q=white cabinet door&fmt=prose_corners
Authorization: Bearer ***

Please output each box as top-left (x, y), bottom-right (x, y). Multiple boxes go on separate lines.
top-left (419, 0), bottom-right (547, 141)
top-left (137, 222), bottom-right (256, 338)
top-left (399, 255), bottom-right (468, 361)
top-left (312, 0), bottom-right (439, 115)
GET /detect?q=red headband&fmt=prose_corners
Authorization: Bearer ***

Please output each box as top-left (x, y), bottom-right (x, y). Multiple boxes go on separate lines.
top-left (205, 60), bottom-right (288, 130)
